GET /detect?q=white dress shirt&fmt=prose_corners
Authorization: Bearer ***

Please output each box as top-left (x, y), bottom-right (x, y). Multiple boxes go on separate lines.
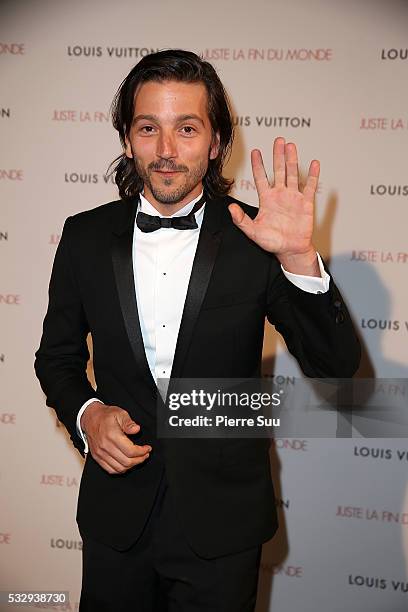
top-left (76, 192), bottom-right (330, 453)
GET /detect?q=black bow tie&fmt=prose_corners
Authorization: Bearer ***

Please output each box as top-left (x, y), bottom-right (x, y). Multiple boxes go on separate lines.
top-left (136, 195), bottom-right (206, 233)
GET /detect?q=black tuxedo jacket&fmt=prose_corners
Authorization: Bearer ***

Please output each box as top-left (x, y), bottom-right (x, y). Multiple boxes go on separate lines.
top-left (35, 194), bottom-right (360, 557)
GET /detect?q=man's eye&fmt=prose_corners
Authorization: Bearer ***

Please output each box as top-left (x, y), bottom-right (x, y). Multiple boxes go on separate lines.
top-left (181, 126), bottom-right (196, 135)
top-left (140, 126), bottom-right (155, 133)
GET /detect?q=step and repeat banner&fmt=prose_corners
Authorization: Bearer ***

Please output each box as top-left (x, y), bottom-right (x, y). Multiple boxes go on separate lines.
top-left (1, 0), bottom-right (407, 610)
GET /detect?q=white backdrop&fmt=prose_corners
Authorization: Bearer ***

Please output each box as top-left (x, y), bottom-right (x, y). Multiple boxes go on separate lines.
top-left (1, 0), bottom-right (407, 610)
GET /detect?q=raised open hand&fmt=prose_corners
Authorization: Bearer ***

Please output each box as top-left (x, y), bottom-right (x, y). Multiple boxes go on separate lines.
top-left (229, 137), bottom-right (321, 275)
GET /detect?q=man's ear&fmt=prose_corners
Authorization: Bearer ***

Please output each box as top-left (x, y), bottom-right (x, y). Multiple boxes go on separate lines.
top-left (209, 132), bottom-right (220, 160)
top-left (124, 134), bottom-right (133, 159)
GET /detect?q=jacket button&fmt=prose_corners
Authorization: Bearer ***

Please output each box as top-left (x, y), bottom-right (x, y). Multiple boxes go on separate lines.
top-left (333, 299), bottom-right (342, 308)
top-left (335, 311), bottom-right (345, 324)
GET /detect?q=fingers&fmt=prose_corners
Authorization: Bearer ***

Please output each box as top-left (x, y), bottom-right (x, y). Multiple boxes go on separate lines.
top-left (228, 204), bottom-right (256, 241)
top-left (96, 451), bottom-right (149, 476)
top-left (98, 421), bottom-right (152, 466)
top-left (256, 137), bottom-right (318, 195)
top-left (114, 411), bottom-right (146, 457)
top-left (95, 441), bottom-right (151, 475)
top-left (122, 417), bottom-right (140, 434)
top-left (273, 137), bottom-right (286, 187)
top-left (285, 142), bottom-right (299, 191)
top-left (97, 452), bottom-right (151, 475)
top-left (251, 149), bottom-right (269, 196)
top-left (255, 137), bottom-right (317, 196)
top-left (87, 406), bottom-right (152, 474)
top-left (96, 456), bottom-right (125, 474)
top-left (303, 159), bottom-right (320, 203)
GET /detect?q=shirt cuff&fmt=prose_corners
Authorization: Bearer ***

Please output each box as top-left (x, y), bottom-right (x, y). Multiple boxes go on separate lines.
top-left (76, 398), bottom-right (103, 455)
top-left (280, 252), bottom-right (330, 294)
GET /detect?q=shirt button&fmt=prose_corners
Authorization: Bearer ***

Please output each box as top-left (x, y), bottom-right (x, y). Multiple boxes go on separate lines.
top-left (316, 291), bottom-right (323, 294)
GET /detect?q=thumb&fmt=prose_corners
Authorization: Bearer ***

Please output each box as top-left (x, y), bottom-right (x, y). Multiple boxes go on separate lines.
top-left (228, 203), bottom-right (255, 240)
top-left (118, 413), bottom-right (140, 433)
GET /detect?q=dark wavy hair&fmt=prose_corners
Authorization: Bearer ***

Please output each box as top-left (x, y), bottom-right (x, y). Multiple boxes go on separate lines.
top-left (110, 49), bottom-right (234, 200)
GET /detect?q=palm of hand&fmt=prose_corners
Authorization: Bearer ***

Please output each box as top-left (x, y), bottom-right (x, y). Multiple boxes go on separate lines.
top-left (229, 137), bottom-right (320, 257)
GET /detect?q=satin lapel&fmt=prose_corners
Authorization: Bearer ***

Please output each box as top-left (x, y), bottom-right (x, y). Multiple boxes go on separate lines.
top-left (111, 198), bottom-right (156, 391)
top-left (170, 197), bottom-right (225, 380)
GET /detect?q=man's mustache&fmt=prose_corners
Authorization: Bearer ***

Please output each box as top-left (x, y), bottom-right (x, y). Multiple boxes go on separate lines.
top-left (147, 161), bottom-right (189, 172)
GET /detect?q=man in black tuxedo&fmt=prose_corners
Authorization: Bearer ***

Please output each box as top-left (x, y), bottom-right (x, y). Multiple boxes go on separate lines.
top-left (35, 49), bottom-right (360, 611)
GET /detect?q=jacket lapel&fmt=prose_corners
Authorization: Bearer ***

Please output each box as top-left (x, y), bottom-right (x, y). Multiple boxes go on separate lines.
top-left (170, 196), bottom-right (226, 380)
top-left (111, 197), bottom-right (156, 391)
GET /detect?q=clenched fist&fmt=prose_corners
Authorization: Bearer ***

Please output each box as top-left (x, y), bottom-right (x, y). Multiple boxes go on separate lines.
top-left (81, 401), bottom-right (152, 474)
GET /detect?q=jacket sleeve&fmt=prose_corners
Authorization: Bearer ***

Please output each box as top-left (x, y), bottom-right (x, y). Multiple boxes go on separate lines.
top-left (34, 216), bottom-right (96, 456)
top-left (266, 257), bottom-right (361, 378)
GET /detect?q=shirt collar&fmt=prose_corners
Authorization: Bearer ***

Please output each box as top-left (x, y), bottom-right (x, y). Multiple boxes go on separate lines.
top-left (138, 191), bottom-right (205, 220)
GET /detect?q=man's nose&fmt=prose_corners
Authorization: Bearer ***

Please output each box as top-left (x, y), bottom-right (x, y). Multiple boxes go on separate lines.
top-left (156, 132), bottom-right (177, 159)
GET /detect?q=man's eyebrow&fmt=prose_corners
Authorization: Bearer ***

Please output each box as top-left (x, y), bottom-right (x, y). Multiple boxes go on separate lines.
top-left (132, 113), bottom-right (205, 126)
top-left (176, 114), bottom-right (205, 126)
top-left (132, 114), bottom-right (159, 125)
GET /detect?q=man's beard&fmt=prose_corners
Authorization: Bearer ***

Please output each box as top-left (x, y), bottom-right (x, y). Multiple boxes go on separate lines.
top-left (133, 157), bottom-right (208, 204)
